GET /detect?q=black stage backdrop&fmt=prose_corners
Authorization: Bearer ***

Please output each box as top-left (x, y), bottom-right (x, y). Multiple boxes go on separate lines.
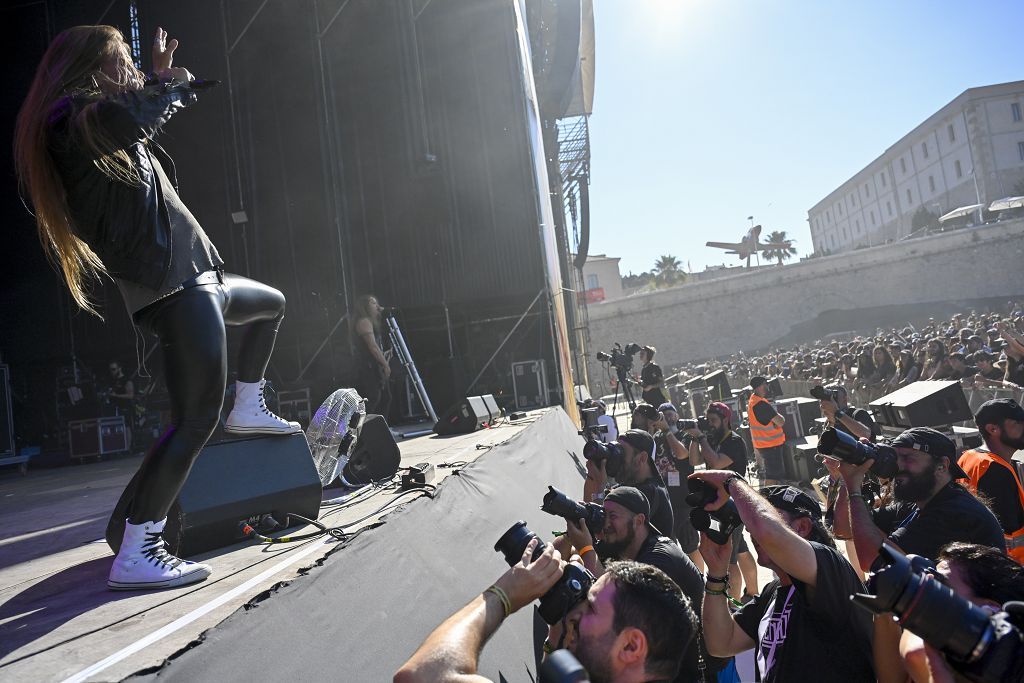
top-left (3, 0), bottom-right (557, 453)
top-left (133, 409), bottom-right (588, 681)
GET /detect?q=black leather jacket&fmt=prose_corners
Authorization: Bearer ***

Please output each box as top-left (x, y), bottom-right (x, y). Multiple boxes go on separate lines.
top-left (49, 86), bottom-right (198, 290)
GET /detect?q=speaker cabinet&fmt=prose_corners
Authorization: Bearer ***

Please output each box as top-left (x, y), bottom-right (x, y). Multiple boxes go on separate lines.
top-left (341, 413), bottom-right (401, 486)
top-left (701, 370), bottom-right (731, 402)
top-left (433, 394), bottom-right (498, 435)
top-left (775, 397), bottom-right (822, 439)
top-left (869, 381), bottom-right (972, 429)
top-left (106, 432), bottom-right (322, 557)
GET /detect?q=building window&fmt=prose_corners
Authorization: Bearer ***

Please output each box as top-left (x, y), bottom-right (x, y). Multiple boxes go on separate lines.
top-left (852, 194), bottom-right (857, 206)
top-left (955, 159), bottom-right (963, 178)
top-left (928, 175), bottom-right (936, 193)
top-left (839, 203), bottom-right (843, 216)
top-left (871, 211), bottom-right (876, 226)
top-left (887, 201), bottom-right (893, 216)
top-left (881, 171), bottom-right (887, 187)
top-left (587, 274), bottom-right (599, 290)
top-left (921, 141), bottom-right (929, 159)
top-left (855, 220), bottom-right (861, 233)
top-left (906, 189), bottom-right (913, 204)
top-left (900, 157), bottom-right (907, 174)
top-left (1019, 140), bottom-right (1024, 161)
top-left (1013, 102), bottom-right (1022, 122)
top-left (948, 124), bottom-right (956, 143)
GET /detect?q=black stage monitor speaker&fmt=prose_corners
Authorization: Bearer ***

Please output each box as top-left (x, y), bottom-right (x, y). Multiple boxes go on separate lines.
top-left (342, 413), bottom-right (401, 486)
top-left (106, 432), bottom-right (322, 557)
top-left (765, 377), bottom-right (784, 399)
top-left (701, 370), bottom-right (731, 402)
top-left (869, 381), bottom-right (972, 429)
top-left (775, 397), bottom-right (822, 439)
top-left (683, 375), bottom-right (706, 390)
top-left (434, 395), bottom-right (494, 435)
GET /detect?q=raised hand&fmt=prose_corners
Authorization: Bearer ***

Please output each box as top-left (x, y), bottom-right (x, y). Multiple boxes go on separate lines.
top-left (152, 27), bottom-right (179, 73)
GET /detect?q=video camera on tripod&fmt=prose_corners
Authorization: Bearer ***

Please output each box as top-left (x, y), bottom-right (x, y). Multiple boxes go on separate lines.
top-left (595, 343), bottom-right (642, 411)
top-left (576, 399), bottom-right (607, 441)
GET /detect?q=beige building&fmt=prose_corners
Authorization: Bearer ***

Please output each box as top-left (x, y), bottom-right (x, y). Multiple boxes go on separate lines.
top-left (808, 80), bottom-right (1024, 254)
top-left (578, 253), bottom-right (623, 303)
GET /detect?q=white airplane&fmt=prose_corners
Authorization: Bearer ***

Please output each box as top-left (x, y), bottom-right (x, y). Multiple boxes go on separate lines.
top-left (705, 224), bottom-right (792, 267)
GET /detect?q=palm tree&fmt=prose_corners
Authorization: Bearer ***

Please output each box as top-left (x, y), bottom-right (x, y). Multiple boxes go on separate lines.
top-left (762, 231), bottom-right (797, 266)
top-left (653, 255), bottom-right (684, 287)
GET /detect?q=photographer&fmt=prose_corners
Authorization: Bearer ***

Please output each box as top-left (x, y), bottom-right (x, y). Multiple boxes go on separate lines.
top-left (562, 487), bottom-right (721, 683)
top-left (690, 472), bottom-right (874, 682)
top-left (899, 542), bottom-right (1024, 683)
top-left (960, 399), bottom-right (1024, 564)
top-left (595, 399), bottom-right (618, 444)
top-left (835, 427), bottom-right (1006, 573)
top-left (651, 403), bottom-right (702, 565)
top-left (684, 403), bottom-right (759, 601)
top-left (583, 430), bottom-right (675, 538)
top-left (746, 376), bottom-right (787, 486)
top-left (395, 541), bottom-right (697, 683)
top-left (629, 403), bottom-right (661, 434)
top-left (637, 346), bottom-right (669, 407)
top-left (816, 384), bottom-right (877, 441)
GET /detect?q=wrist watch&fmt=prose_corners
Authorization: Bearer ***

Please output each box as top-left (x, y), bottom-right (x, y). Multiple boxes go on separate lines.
top-left (835, 409), bottom-right (846, 419)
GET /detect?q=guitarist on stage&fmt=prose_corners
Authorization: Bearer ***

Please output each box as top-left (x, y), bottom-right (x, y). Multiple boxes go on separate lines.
top-left (352, 294), bottom-right (393, 415)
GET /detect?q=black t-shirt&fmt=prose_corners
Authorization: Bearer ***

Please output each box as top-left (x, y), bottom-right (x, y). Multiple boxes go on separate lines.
top-left (708, 431), bottom-right (748, 476)
top-left (976, 464), bottom-right (1024, 533)
top-left (641, 362), bottom-right (664, 387)
top-left (733, 542), bottom-right (874, 683)
top-left (630, 534), bottom-right (725, 681)
top-left (875, 483), bottom-right (1007, 568)
top-left (1005, 356), bottom-right (1024, 385)
top-left (752, 400), bottom-right (778, 426)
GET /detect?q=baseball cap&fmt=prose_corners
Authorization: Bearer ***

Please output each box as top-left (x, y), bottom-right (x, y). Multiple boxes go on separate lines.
top-left (706, 401), bottom-right (733, 426)
top-left (633, 403), bottom-right (660, 421)
top-left (975, 398), bottom-right (1024, 429)
top-left (605, 486), bottom-right (663, 536)
top-left (890, 427), bottom-right (968, 479)
top-left (760, 485), bottom-right (822, 521)
top-left (750, 376), bottom-right (768, 389)
top-left (619, 429), bottom-right (656, 458)
top-left (658, 402), bottom-right (678, 414)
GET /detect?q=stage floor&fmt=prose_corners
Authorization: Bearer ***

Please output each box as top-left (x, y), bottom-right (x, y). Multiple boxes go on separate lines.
top-left (0, 412), bottom-right (548, 682)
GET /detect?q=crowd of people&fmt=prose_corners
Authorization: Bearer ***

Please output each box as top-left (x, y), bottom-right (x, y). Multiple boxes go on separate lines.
top-left (669, 303), bottom-right (1024, 407)
top-left (397, 307), bottom-right (1024, 682)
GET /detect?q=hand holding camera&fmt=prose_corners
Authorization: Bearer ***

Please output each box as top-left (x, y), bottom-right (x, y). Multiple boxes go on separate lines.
top-left (494, 536), bottom-right (566, 615)
top-left (686, 472), bottom-right (743, 545)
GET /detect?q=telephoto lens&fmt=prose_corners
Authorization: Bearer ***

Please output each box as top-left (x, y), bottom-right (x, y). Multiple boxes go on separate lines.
top-left (817, 427), bottom-right (899, 479)
top-left (541, 486), bottom-right (606, 536)
top-left (851, 543), bottom-right (1024, 683)
top-left (494, 521), bottom-right (594, 625)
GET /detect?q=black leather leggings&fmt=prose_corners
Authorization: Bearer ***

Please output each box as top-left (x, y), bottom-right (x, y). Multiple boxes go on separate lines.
top-left (128, 272), bottom-right (285, 523)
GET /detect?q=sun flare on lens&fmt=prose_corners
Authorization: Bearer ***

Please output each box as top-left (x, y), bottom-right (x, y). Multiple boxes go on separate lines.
top-left (637, 0), bottom-right (703, 42)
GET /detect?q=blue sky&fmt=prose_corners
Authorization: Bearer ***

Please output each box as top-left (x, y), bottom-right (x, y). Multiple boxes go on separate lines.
top-left (586, 0), bottom-right (1024, 276)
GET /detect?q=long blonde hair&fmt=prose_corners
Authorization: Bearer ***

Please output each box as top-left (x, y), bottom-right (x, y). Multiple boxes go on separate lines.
top-left (14, 25), bottom-right (146, 314)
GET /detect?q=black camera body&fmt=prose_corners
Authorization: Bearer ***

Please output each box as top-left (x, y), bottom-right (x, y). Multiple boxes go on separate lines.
top-left (817, 427), bottom-right (899, 479)
top-left (582, 439), bottom-right (625, 479)
top-left (494, 521), bottom-right (594, 625)
top-left (685, 478), bottom-right (742, 545)
top-left (542, 486), bottom-right (606, 537)
top-left (678, 416), bottom-right (710, 433)
top-left (810, 384), bottom-right (840, 403)
top-left (595, 342), bottom-right (641, 372)
top-left (853, 543), bottom-right (1024, 683)
top-left (577, 406), bottom-right (607, 439)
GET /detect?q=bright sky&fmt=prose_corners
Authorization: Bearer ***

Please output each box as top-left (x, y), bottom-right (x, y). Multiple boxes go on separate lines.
top-left (587, 0), bottom-right (1024, 276)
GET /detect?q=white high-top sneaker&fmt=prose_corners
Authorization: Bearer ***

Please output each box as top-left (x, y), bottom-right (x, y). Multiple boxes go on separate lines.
top-left (108, 518), bottom-right (212, 590)
top-left (224, 379), bottom-right (301, 435)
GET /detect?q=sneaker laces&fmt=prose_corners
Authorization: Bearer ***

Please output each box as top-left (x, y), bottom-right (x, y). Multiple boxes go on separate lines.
top-left (142, 531), bottom-right (184, 569)
top-left (258, 385), bottom-right (286, 421)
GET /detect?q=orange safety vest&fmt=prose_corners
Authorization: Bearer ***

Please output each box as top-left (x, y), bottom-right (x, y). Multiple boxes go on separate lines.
top-left (748, 394), bottom-right (786, 449)
top-left (959, 448), bottom-right (1024, 564)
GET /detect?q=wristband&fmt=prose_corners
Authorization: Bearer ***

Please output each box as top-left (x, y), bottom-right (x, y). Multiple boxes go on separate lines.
top-left (705, 573), bottom-right (729, 584)
top-left (848, 492), bottom-right (865, 500)
top-left (577, 545), bottom-right (595, 558)
top-left (704, 587), bottom-right (728, 596)
top-left (485, 585), bottom-right (512, 618)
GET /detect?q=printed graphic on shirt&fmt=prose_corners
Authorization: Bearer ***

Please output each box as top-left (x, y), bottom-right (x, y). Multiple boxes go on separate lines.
top-left (756, 586), bottom-right (796, 677)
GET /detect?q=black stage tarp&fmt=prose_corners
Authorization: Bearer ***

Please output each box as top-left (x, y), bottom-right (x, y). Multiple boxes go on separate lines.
top-left (135, 409), bottom-right (588, 681)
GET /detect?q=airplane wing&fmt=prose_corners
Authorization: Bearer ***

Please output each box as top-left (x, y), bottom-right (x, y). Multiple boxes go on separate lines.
top-left (755, 241), bottom-right (793, 250)
top-left (705, 241), bottom-right (743, 251)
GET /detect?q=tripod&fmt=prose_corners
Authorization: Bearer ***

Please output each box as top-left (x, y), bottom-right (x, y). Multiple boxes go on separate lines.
top-left (607, 362), bottom-right (638, 420)
top-left (383, 311), bottom-right (438, 423)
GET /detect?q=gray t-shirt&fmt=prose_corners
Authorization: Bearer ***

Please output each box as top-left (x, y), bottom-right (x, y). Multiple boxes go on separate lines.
top-left (117, 147), bottom-right (222, 314)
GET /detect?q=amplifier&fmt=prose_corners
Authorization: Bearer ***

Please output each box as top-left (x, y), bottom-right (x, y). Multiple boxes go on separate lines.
top-left (775, 397), bottom-right (822, 439)
top-left (870, 381), bottom-right (972, 429)
top-left (701, 370), bottom-right (731, 402)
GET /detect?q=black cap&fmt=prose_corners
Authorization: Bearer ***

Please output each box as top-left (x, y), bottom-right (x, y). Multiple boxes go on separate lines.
top-left (890, 427), bottom-right (968, 480)
top-left (750, 376), bottom-right (768, 389)
top-left (619, 429), bottom-right (656, 459)
top-left (760, 485), bottom-right (822, 521)
top-left (975, 398), bottom-right (1024, 429)
top-left (633, 403), bottom-right (660, 421)
top-left (605, 486), bottom-right (662, 536)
